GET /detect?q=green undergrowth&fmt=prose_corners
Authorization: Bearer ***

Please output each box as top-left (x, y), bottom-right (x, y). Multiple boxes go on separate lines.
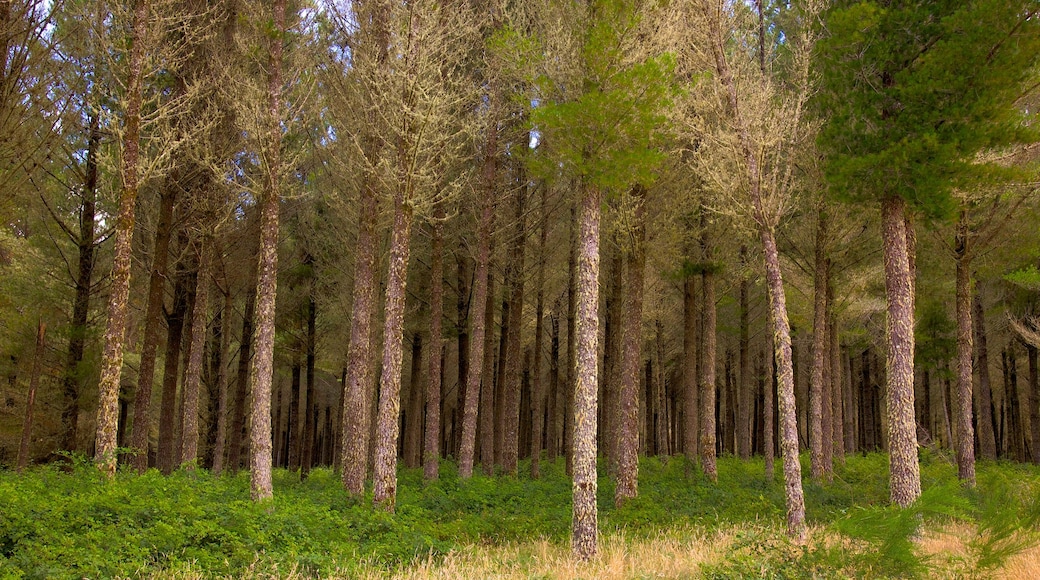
top-left (0, 451), bottom-right (1037, 578)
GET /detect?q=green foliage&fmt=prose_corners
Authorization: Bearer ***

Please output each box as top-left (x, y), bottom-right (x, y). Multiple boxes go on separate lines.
top-left (0, 454), bottom-right (1037, 577)
top-left (817, 0), bottom-right (1040, 218)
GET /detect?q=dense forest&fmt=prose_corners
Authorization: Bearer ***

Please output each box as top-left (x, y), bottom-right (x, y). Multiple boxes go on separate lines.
top-left (2, 0), bottom-right (1040, 575)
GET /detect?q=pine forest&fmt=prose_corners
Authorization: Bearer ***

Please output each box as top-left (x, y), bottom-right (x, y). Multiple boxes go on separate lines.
top-left (2, 0), bottom-right (1040, 577)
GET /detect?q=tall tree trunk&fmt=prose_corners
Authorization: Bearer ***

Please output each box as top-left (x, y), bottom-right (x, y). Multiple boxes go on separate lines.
top-left (17, 321), bottom-right (46, 472)
top-left (424, 217), bottom-right (445, 480)
top-left (288, 350), bottom-right (302, 469)
top-left (340, 178), bottom-right (379, 493)
top-left (458, 140), bottom-right (496, 479)
top-left (228, 281), bottom-right (255, 472)
top-left (454, 245), bottom-right (471, 459)
top-left (737, 247), bottom-right (751, 459)
top-left (954, 214), bottom-right (977, 483)
top-left (248, 0), bottom-right (286, 501)
top-left (158, 267), bottom-right (189, 474)
top-left (1027, 344), bottom-right (1040, 464)
top-left (699, 225), bottom-right (718, 481)
top-left (973, 293), bottom-right (997, 460)
top-left (94, 0), bottom-right (150, 477)
top-left (565, 204), bottom-right (578, 476)
top-left (604, 244), bottom-right (623, 472)
top-left (810, 210), bottom-right (828, 482)
top-left (572, 181), bottom-right (601, 561)
top-left (403, 332), bottom-right (424, 469)
top-left (63, 116), bottom-right (100, 454)
top-left (501, 184), bottom-right (527, 476)
top-left (212, 289), bottom-right (232, 475)
top-left (530, 186), bottom-right (548, 479)
top-left (372, 195), bottom-right (414, 510)
top-left (180, 240), bottom-right (212, 469)
top-left (830, 309), bottom-right (844, 465)
top-left (479, 264), bottom-right (498, 475)
top-left (683, 275), bottom-right (699, 474)
top-left (616, 189), bottom-right (645, 504)
top-left (881, 195), bottom-right (921, 507)
top-left (301, 274), bottom-right (318, 478)
top-left (548, 311), bottom-right (561, 462)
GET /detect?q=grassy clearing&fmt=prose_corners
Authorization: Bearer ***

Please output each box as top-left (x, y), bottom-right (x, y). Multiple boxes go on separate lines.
top-left (1, 452), bottom-right (1038, 578)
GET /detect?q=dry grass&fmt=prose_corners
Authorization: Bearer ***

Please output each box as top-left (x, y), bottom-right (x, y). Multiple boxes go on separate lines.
top-left (917, 523), bottom-right (1040, 580)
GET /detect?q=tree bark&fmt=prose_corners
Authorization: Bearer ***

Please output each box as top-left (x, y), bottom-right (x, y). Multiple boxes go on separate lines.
top-left (973, 293), bottom-right (997, 460)
top-left (501, 184), bottom-right (527, 476)
top-left (810, 210), bottom-right (828, 482)
top-left (158, 265), bottom-right (189, 474)
top-left (572, 181), bottom-right (601, 561)
top-left (616, 188), bottom-right (645, 504)
top-left (954, 214), bottom-right (977, 484)
top-left (881, 195), bottom-right (921, 507)
top-left (248, 0), bottom-right (286, 501)
top-left (424, 216), bottom-right (445, 480)
top-left (302, 265), bottom-right (318, 478)
top-left (1027, 344), bottom-right (1039, 464)
top-left (738, 246), bottom-right (751, 460)
top-left (403, 332), bottom-right (424, 469)
top-left (548, 311), bottom-right (561, 462)
top-left (17, 321), bottom-right (46, 472)
top-left (212, 289), bottom-right (232, 475)
top-left (699, 227), bottom-right (718, 482)
top-left (830, 309), bottom-right (844, 465)
top-left (479, 263), bottom-right (497, 475)
top-left (94, 0), bottom-right (149, 477)
top-left (530, 186), bottom-right (548, 479)
top-left (372, 193), bottom-right (414, 510)
top-left (228, 280), bottom-right (255, 472)
top-left (683, 275), bottom-right (699, 473)
top-left (454, 244), bottom-right (471, 459)
top-left (288, 351), bottom-right (302, 470)
top-left (180, 239), bottom-right (212, 469)
top-left (62, 115), bottom-right (100, 454)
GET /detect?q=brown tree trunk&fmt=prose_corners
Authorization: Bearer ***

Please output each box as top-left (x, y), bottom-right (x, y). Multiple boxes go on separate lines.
top-left (17, 321), bottom-right (46, 472)
top-left (654, 321), bottom-right (669, 457)
top-left (1027, 344), bottom-right (1040, 464)
top-left (228, 281), bottom-right (255, 472)
top-left (479, 264), bottom-right (498, 475)
top-left (288, 351), bottom-right (302, 470)
top-left (424, 217), bottom-right (445, 480)
top-left (180, 240), bottom-right (212, 469)
top-left (403, 332), bottom-right (424, 469)
top-left (212, 289), bottom-right (232, 475)
top-left (830, 309), bottom-right (844, 465)
top-left (248, 0), bottom-right (286, 501)
top-left (565, 204), bottom-right (578, 476)
top-left (454, 245), bottom-right (471, 459)
top-left (501, 185), bottom-right (527, 476)
top-left (548, 311), bottom-right (561, 462)
top-left (810, 210), bottom-right (828, 482)
top-left (340, 177), bottom-right (379, 493)
top-left (458, 148), bottom-right (496, 479)
top-left (572, 181), bottom-right (601, 561)
top-left (683, 275), bottom-right (699, 472)
top-left (372, 195), bottom-right (414, 510)
top-left (604, 244), bottom-right (623, 472)
top-left (94, 0), bottom-right (149, 477)
top-left (301, 266), bottom-right (318, 478)
top-left (62, 116), bottom-right (100, 454)
top-left (954, 215), bottom-right (977, 483)
top-left (737, 246), bottom-right (751, 460)
top-left (699, 230), bottom-right (718, 481)
top-left (973, 293), bottom-right (997, 460)
top-left (530, 186), bottom-right (548, 479)
top-left (616, 188), bottom-right (645, 504)
top-left (158, 266), bottom-right (189, 474)
top-left (881, 195), bottom-right (921, 507)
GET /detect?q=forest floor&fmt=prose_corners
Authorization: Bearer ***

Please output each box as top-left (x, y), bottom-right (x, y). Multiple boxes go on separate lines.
top-left (1, 452), bottom-right (1038, 579)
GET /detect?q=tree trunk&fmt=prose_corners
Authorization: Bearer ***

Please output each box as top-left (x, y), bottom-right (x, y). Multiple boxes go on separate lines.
top-left (248, 0), bottom-right (286, 502)
top-left (454, 244), bottom-right (471, 459)
top-left (17, 321), bottom-right (46, 472)
top-left (616, 188), bottom-right (645, 504)
top-left (424, 217), bottom-right (445, 481)
top-left (158, 267), bottom-right (189, 474)
top-left (699, 228), bottom-right (718, 481)
top-left (548, 311), bottom-right (561, 462)
top-left (881, 195), bottom-right (921, 507)
top-left (973, 293), bottom-right (997, 460)
top-left (212, 289), bottom-right (232, 475)
top-left (1027, 344), bottom-right (1039, 464)
top-left (94, 0), bottom-right (149, 477)
top-left (566, 204), bottom-right (578, 476)
top-left (302, 269), bottom-right (318, 478)
top-left (404, 332), bottom-right (424, 469)
top-left (288, 351), bottom-right (302, 469)
top-left (738, 246), bottom-right (751, 459)
top-left (180, 240), bottom-right (212, 469)
top-left (683, 275), bottom-right (699, 473)
top-left (604, 244), bottom-right (623, 472)
top-left (372, 195), bottom-right (414, 510)
top-left (571, 181), bottom-right (601, 561)
top-left (810, 210), bottom-right (828, 482)
top-left (530, 186), bottom-right (548, 479)
top-left (501, 185), bottom-right (527, 476)
top-left (340, 177), bottom-right (379, 493)
top-left (62, 115), bottom-right (100, 454)
top-left (458, 155), bottom-right (496, 479)
top-left (830, 309), bottom-right (844, 465)
top-left (228, 281), bottom-right (255, 472)
top-left (953, 215), bottom-right (977, 483)
top-left (479, 264), bottom-right (498, 475)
